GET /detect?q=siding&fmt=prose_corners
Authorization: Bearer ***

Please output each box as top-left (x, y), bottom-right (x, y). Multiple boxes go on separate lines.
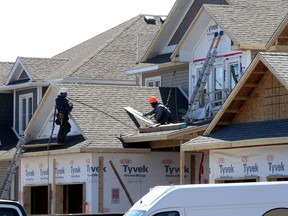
top-left (142, 68), bottom-right (189, 95)
top-left (0, 94), bottom-right (13, 128)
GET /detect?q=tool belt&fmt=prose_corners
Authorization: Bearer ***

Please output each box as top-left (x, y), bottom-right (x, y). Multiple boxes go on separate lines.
top-left (56, 112), bottom-right (64, 125)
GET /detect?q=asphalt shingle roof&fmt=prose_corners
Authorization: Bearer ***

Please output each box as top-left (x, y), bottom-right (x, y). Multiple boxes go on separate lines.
top-left (19, 57), bottom-right (70, 81)
top-left (259, 52), bottom-right (288, 85)
top-left (0, 62), bottom-right (14, 84)
top-left (205, 0), bottom-right (288, 47)
top-left (183, 119), bottom-right (288, 147)
top-left (53, 15), bottom-right (164, 81)
top-left (49, 84), bottom-right (186, 149)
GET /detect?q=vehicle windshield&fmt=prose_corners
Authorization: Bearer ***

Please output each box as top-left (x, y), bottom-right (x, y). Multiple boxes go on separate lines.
top-left (124, 210), bottom-right (146, 216)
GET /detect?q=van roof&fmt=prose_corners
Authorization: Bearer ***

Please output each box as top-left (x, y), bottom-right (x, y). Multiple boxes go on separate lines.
top-left (131, 182), bottom-right (288, 211)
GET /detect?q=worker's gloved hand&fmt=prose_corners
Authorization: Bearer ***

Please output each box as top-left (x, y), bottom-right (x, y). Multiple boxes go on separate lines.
top-left (143, 113), bottom-right (148, 117)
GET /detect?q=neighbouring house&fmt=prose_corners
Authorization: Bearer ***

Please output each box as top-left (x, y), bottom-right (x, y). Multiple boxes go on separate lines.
top-left (125, 0), bottom-right (288, 122)
top-left (181, 52), bottom-right (288, 184)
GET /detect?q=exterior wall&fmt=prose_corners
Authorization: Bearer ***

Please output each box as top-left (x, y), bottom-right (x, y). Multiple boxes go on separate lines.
top-left (142, 69), bottom-right (189, 95)
top-left (20, 151), bottom-right (202, 213)
top-left (233, 71), bottom-right (288, 123)
top-left (0, 93), bottom-right (13, 128)
top-left (210, 145), bottom-right (288, 182)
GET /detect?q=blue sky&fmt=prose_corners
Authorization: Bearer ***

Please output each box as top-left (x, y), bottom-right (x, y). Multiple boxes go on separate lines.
top-left (0, 0), bottom-right (175, 62)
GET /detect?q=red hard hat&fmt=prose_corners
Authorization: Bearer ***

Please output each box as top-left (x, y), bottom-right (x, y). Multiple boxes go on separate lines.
top-left (149, 97), bottom-right (158, 104)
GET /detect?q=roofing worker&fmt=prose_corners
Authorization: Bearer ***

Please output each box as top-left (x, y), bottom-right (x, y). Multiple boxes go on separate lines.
top-left (55, 87), bottom-right (73, 144)
top-left (143, 96), bottom-right (172, 125)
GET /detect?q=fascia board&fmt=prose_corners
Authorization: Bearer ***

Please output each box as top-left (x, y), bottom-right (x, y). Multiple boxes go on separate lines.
top-left (0, 82), bottom-right (49, 92)
top-left (4, 58), bottom-right (21, 85)
top-left (181, 137), bottom-right (288, 151)
top-left (124, 65), bottom-right (159, 75)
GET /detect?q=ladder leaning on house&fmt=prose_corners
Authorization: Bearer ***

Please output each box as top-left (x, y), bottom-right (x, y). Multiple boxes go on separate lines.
top-left (185, 31), bottom-right (224, 123)
top-left (0, 135), bottom-right (28, 199)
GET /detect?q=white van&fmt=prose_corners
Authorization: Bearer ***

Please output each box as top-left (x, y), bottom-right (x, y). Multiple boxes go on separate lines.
top-left (124, 182), bottom-right (288, 216)
top-left (0, 199), bottom-right (28, 216)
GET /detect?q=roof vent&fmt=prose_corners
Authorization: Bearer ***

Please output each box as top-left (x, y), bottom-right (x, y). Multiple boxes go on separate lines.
top-left (160, 16), bottom-right (166, 24)
top-left (144, 15), bottom-right (156, 24)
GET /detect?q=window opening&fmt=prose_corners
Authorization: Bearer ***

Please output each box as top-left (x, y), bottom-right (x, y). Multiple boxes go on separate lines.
top-left (213, 66), bottom-right (224, 106)
top-left (267, 176), bottom-right (288, 181)
top-left (196, 68), bottom-right (209, 108)
top-left (229, 63), bottom-right (240, 90)
top-left (215, 176), bottom-right (259, 183)
top-left (153, 211), bottom-right (180, 216)
top-left (19, 93), bottom-right (33, 135)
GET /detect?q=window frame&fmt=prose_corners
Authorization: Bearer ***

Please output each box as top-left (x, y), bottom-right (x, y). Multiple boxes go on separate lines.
top-left (145, 76), bottom-right (161, 87)
top-left (19, 93), bottom-right (33, 135)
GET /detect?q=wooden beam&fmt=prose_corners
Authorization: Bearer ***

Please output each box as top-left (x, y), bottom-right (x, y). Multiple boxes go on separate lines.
top-left (180, 147), bottom-right (185, 185)
top-left (98, 156), bottom-right (104, 213)
top-left (268, 45), bottom-right (288, 52)
top-left (149, 140), bottom-right (181, 148)
top-left (109, 160), bottom-right (134, 206)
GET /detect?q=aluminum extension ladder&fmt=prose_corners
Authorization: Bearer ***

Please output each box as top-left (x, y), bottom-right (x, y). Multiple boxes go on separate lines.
top-left (0, 135), bottom-right (28, 199)
top-left (185, 31), bottom-right (224, 123)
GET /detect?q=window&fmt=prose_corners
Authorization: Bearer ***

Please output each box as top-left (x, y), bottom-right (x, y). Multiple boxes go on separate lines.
top-left (145, 76), bottom-right (161, 87)
top-left (19, 93), bottom-right (33, 135)
top-left (196, 68), bottom-right (209, 108)
top-left (213, 66), bottom-right (224, 106)
top-left (229, 63), bottom-right (240, 90)
top-left (154, 211), bottom-right (179, 216)
top-left (0, 207), bottom-right (20, 216)
top-left (215, 176), bottom-right (259, 183)
top-left (267, 176), bottom-right (288, 181)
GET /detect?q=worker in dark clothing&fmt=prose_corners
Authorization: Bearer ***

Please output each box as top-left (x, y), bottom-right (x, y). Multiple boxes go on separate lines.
top-left (55, 87), bottom-right (73, 144)
top-left (143, 97), bottom-right (172, 125)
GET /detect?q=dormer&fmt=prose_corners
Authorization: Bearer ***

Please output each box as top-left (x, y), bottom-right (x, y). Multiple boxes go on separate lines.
top-left (5, 58), bottom-right (32, 85)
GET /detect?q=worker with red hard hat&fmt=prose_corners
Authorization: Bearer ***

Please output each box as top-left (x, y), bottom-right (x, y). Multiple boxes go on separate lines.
top-left (143, 96), bottom-right (172, 125)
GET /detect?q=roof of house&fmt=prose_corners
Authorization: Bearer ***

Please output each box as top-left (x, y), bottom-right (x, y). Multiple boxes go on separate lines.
top-left (0, 62), bottom-right (14, 84)
top-left (21, 83), bottom-right (188, 155)
top-left (203, 0), bottom-right (288, 49)
top-left (52, 15), bottom-right (165, 81)
top-left (181, 52), bottom-right (288, 151)
top-left (17, 57), bottom-right (70, 81)
top-left (182, 119), bottom-right (288, 151)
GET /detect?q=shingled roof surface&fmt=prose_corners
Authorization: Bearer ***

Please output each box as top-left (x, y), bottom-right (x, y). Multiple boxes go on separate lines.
top-left (205, 0), bottom-right (288, 47)
top-left (259, 52), bottom-right (288, 85)
top-left (0, 62), bottom-right (14, 84)
top-left (48, 84), bottom-right (186, 149)
top-left (18, 57), bottom-right (70, 81)
top-left (53, 15), bottom-right (164, 81)
top-left (183, 119), bottom-right (288, 147)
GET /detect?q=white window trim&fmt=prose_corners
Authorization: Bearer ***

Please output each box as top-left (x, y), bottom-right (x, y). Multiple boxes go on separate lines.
top-left (19, 93), bottom-right (33, 135)
top-left (145, 76), bottom-right (161, 87)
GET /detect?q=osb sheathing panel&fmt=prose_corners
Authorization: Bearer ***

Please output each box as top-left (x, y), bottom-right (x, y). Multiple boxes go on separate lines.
top-left (232, 71), bottom-right (288, 123)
